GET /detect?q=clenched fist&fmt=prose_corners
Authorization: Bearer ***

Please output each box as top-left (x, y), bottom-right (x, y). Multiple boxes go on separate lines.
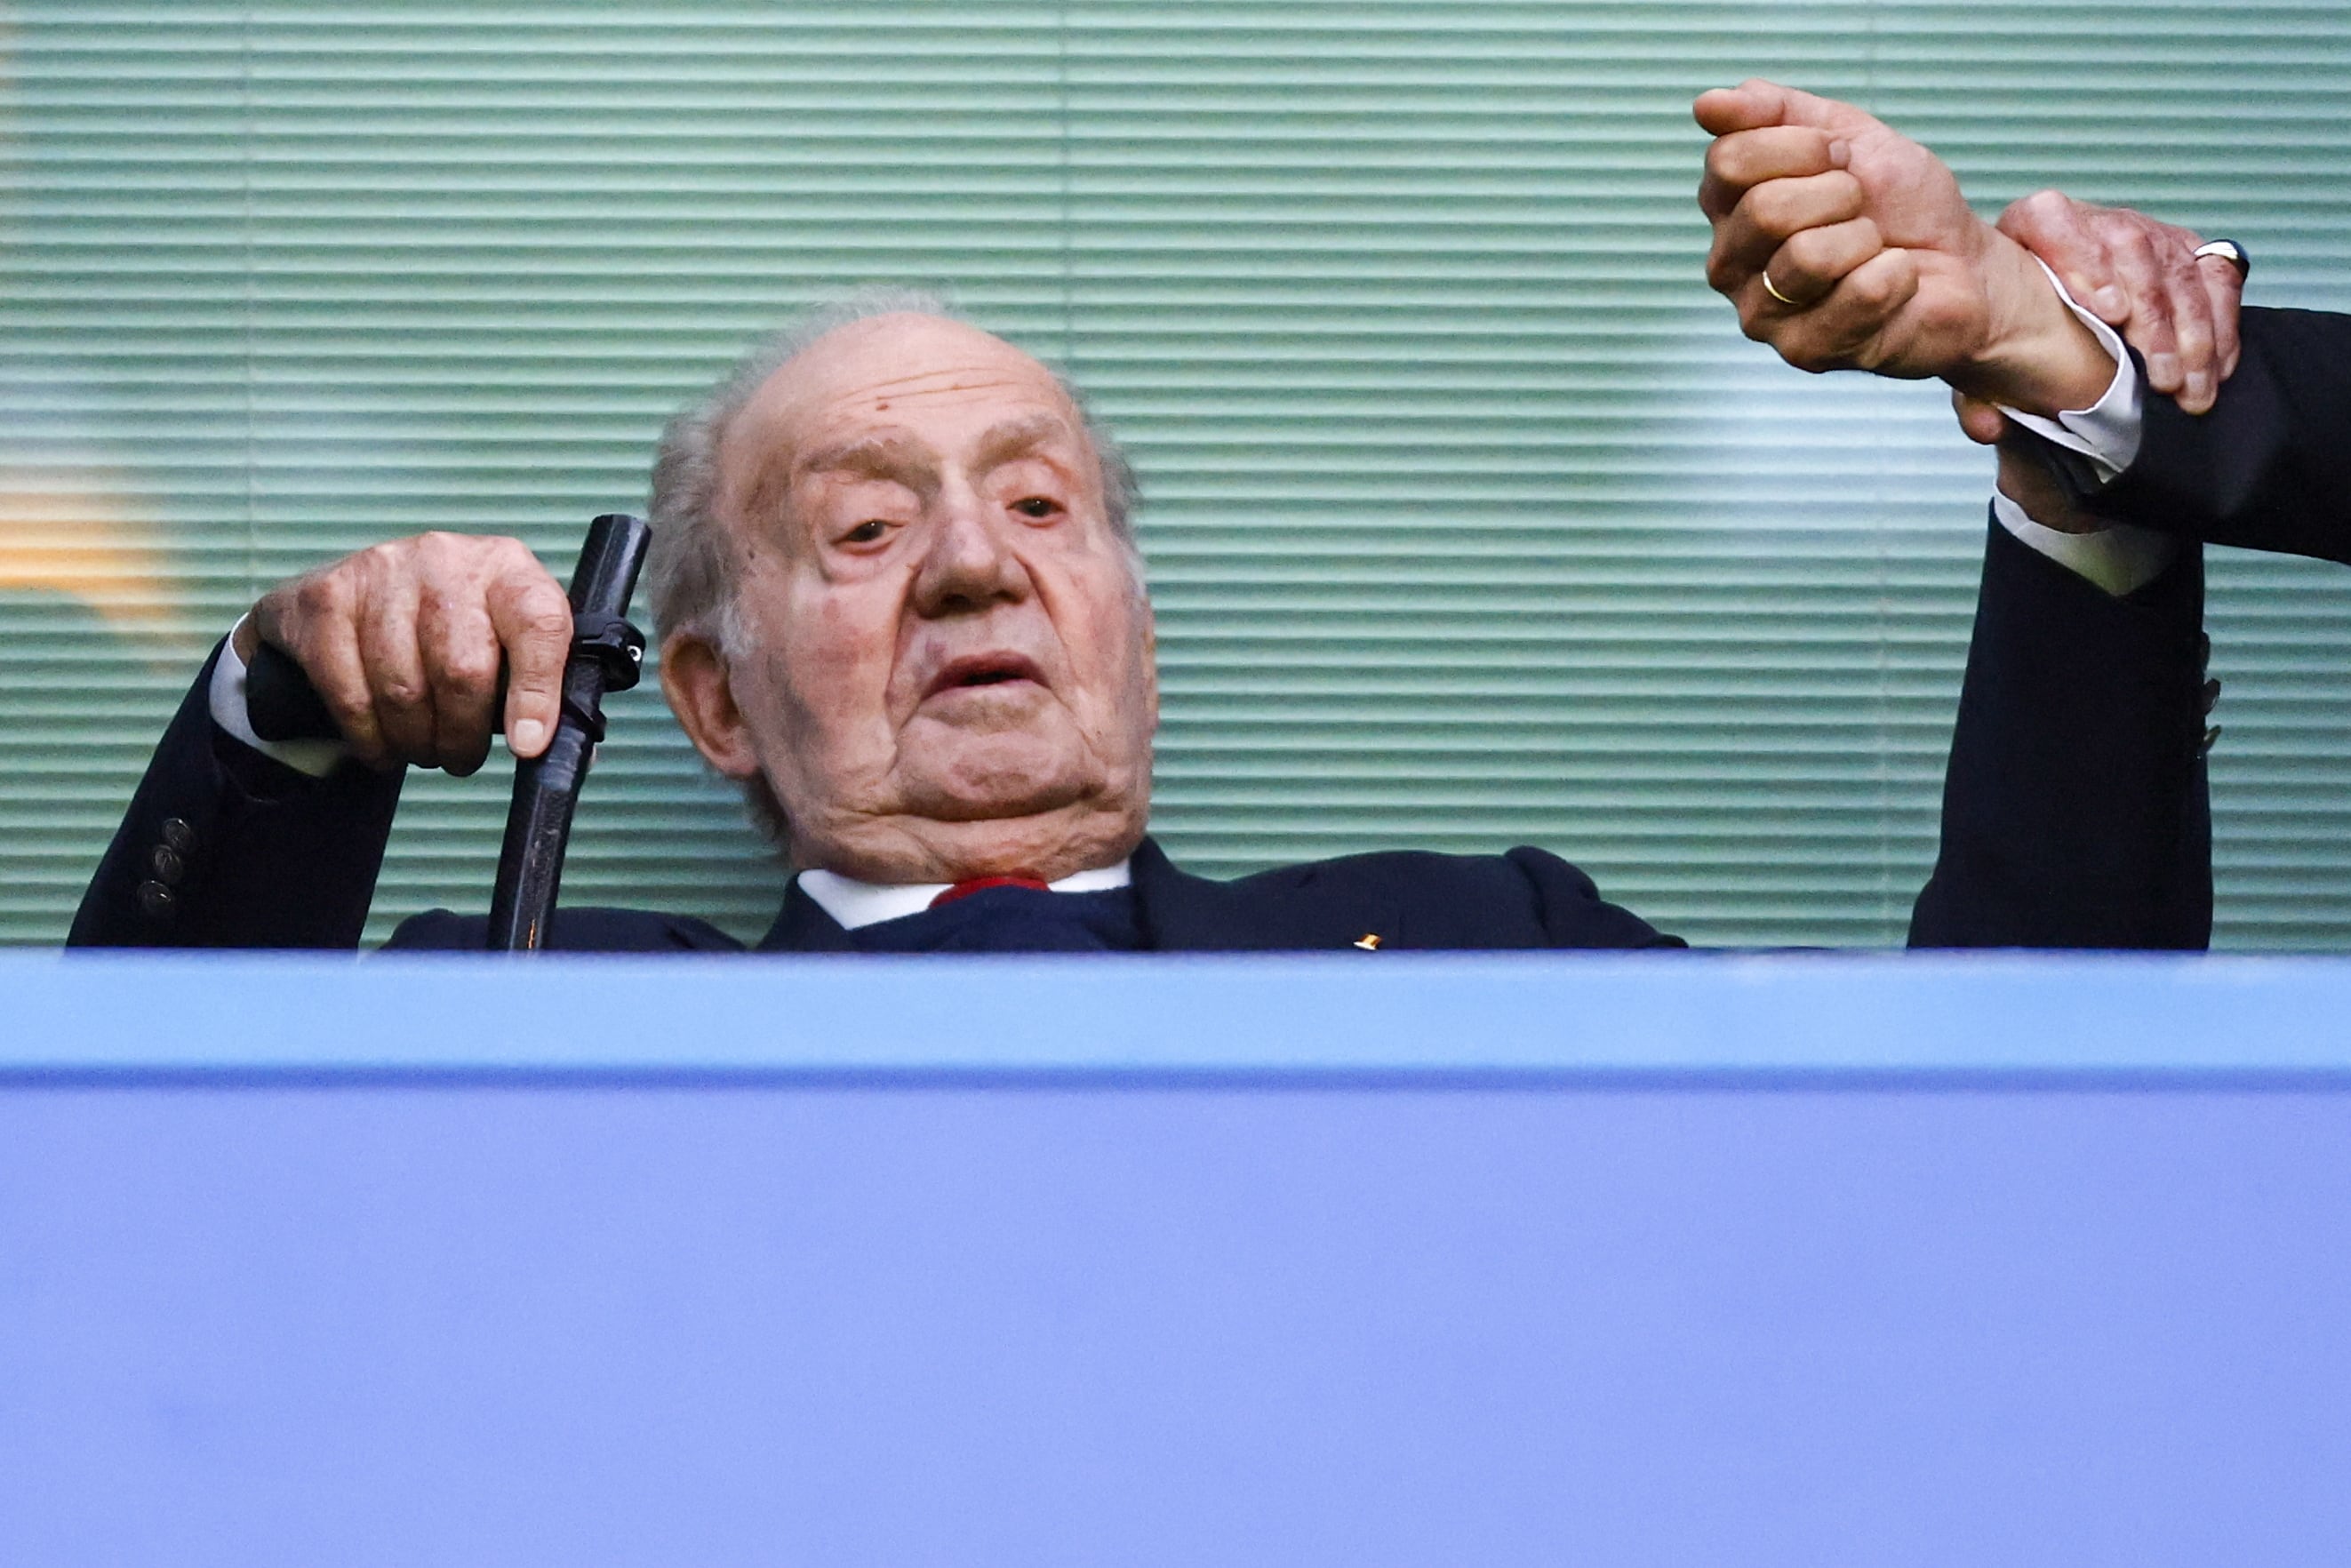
top-left (236, 532), bottom-right (573, 774)
top-left (1694, 79), bottom-right (2114, 417)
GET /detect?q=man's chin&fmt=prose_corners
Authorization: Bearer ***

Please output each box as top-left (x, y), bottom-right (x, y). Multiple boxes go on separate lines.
top-left (884, 740), bottom-right (1088, 821)
top-left (788, 755), bottom-right (1148, 882)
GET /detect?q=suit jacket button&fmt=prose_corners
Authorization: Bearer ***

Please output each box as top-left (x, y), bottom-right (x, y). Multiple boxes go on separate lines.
top-left (136, 880), bottom-right (177, 922)
top-left (160, 817), bottom-right (197, 854)
top-left (149, 844), bottom-right (186, 884)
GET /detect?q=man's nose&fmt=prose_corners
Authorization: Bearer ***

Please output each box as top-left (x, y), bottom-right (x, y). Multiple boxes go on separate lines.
top-left (911, 486), bottom-right (1031, 617)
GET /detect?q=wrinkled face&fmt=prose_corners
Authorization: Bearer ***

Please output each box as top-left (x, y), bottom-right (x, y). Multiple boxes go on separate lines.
top-left (694, 314), bottom-right (1157, 883)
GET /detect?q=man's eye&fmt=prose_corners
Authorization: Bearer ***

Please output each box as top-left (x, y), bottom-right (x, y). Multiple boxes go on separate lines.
top-left (1012, 496), bottom-right (1061, 520)
top-left (842, 520), bottom-right (890, 545)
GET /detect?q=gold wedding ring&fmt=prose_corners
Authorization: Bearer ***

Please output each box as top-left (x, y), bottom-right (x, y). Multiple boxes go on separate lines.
top-left (1761, 269), bottom-right (1800, 307)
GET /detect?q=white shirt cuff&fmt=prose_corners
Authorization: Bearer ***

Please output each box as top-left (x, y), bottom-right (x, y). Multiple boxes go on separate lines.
top-left (210, 617), bottom-right (349, 779)
top-left (1997, 258), bottom-right (2144, 483)
top-left (1982, 258), bottom-right (2170, 595)
top-left (1991, 492), bottom-right (2177, 598)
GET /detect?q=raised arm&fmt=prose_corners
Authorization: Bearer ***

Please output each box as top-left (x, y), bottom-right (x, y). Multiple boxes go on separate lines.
top-left (1693, 83), bottom-right (2218, 948)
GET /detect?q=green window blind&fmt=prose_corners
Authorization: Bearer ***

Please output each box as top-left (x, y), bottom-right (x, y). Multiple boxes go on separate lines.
top-left (3, 2), bottom-right (2347, 948)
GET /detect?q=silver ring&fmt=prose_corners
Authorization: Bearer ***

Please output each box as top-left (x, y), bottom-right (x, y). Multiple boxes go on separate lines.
top-left (2193, 238), bottom-right (2251, 281)
top-left (1761, 270), bottom-right (1800, 307)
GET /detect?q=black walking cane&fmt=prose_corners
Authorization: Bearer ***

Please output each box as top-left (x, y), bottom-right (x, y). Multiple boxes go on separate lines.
top-left (247, 514), bottom-right (653, 952)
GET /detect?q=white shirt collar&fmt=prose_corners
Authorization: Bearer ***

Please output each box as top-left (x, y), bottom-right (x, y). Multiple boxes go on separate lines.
top-left (796, 860), bottom-right (1132, 932)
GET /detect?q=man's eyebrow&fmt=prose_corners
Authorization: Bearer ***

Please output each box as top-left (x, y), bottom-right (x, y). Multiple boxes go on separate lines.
top-left (794, 431), bottom-right (933, 484)
top-left (756, 413), bottom-right (1079, 519)
top-left (973, 413), bottom-right (1080, 474)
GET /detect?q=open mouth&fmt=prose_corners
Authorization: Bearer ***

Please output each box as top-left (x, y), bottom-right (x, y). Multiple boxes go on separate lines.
top-left (924, 652), bottom-right (1046, 700)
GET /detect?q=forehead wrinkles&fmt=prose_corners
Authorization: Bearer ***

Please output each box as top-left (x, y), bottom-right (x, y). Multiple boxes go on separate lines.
top-left (724, 334), bottom-right (1079, 537)
top-left (829, 360), bottom-right (1042, 408)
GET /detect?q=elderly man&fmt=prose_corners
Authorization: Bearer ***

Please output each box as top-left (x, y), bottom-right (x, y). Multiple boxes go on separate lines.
top-left (71, 84), bottom-right (2225, 953)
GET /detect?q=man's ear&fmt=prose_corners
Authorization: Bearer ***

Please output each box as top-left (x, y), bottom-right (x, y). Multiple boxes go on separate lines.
top-left (660, 631), bottom-right (762, 780)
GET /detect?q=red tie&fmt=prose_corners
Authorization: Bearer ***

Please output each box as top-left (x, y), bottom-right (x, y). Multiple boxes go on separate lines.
top-left (930, 874), bottom-right (1052, 909)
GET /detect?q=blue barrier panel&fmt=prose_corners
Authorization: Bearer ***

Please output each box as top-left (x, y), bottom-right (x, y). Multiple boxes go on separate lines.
top-left (12, 949), bottom-right (2351, 1079)
top-left (4, 952), bottom-right (2350, 1564)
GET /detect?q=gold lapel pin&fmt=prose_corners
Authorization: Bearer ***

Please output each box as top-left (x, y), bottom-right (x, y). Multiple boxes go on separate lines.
top-left (1354, 933), bottom-right (1381, 950)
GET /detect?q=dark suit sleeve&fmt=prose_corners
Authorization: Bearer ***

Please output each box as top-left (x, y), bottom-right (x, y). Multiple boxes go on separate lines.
top-left (2084, 306), bottom-right (2351, 562)
top-left (68, 641), bottom-right (404, 948)
top-left (1908, 516), bottom-right (2210, 949)
top-left (1499, 848), bottom-right (1686, 949)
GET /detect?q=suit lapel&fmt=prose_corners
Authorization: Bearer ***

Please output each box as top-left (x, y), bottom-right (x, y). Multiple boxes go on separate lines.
top-left (755, 878), bottom-right (857, 952)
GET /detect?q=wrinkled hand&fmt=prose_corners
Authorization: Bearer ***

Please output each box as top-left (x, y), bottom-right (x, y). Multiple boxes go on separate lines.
top-left (238, 532), bottom-right (572, 772)
top-left (1948, 191), bottom-right (2244, 442)
top-left (1695, 79), bottom-right (2112, 416)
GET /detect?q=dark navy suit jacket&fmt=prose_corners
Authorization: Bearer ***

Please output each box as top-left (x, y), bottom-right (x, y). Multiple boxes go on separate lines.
top-left (69, 518), bottom-right (2215, 953)
top-left (2080, 306), bottom-right (2351, 567)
